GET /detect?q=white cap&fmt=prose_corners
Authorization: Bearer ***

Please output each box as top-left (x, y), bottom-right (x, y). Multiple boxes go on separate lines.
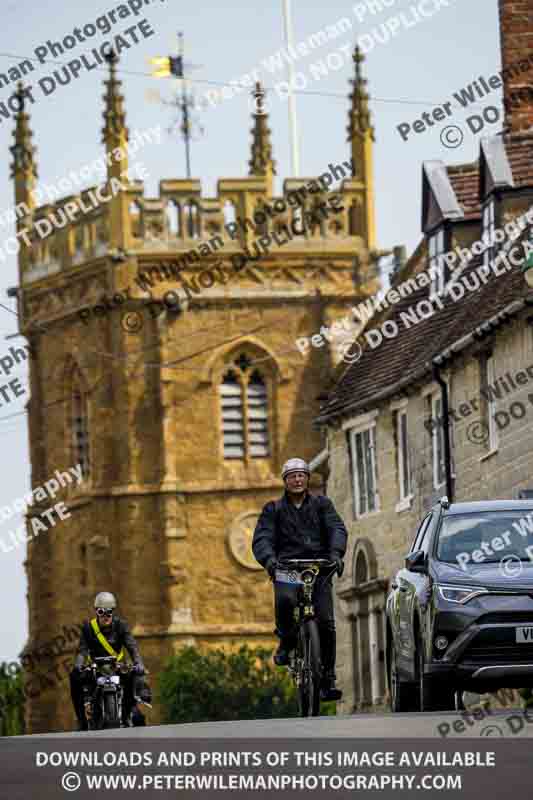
top-left (282, 458), bottom-right (310, 480)
top-left (94, 591), bottom-right (117, 609)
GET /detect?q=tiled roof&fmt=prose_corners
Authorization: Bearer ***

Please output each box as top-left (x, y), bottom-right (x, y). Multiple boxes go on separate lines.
top-left (504, 133), bottom-right (533, 188)
top-left (317, 236), bottom-right (531, 424)
top-left (447, 163), bottom-right (480, 221)
top-left (318, 132), bottom-right (533, 424)
top-left (318, 133), bottom-right (533, 424)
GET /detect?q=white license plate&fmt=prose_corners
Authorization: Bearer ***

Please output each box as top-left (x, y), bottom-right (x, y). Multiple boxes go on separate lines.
top-left (275, 570), bottom-right (303, 585)
top-left (516, 627), bottom-right (533, 643)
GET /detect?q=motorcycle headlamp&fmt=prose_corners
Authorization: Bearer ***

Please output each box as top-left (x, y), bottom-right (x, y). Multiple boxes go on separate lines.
top-left (436, 584), bottom-right (488, 605)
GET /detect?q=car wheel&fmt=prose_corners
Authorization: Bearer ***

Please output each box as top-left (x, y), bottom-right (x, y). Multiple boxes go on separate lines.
top-left (417, 643), bottom-right (455, 712)
top-left (389, 641), bottom-right (418, 712)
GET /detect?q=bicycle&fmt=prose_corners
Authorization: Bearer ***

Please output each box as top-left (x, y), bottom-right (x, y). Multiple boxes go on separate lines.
top-left (274, 558), bottom-right (337, 718)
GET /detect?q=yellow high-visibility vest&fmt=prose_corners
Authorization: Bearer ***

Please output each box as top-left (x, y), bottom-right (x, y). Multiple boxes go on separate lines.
top-left (89, 618), bottom-right (124, 662)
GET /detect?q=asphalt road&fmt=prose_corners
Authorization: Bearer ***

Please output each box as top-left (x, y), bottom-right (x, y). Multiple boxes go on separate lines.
top-left (15, 707), bottom-right (533, 738)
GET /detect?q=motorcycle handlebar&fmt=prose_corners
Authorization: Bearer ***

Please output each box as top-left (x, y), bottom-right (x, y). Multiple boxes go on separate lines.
top-left (81, 662), bottom-right (150, 675)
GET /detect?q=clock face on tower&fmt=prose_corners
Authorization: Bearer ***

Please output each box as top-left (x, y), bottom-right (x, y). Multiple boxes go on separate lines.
top-left (228, 511), bottom-right (262, 570)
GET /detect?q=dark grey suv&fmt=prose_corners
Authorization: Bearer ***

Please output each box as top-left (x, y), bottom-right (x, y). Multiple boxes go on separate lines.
top-left (386, 498), bottom-right (533, 712)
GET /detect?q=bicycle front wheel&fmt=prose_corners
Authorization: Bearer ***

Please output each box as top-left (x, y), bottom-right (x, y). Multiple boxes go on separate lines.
top-left (298, 619), bottom-right (322, 717)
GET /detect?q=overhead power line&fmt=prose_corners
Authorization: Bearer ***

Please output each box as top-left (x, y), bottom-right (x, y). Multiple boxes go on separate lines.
top-left (0, 49), bottom-right (486, 110)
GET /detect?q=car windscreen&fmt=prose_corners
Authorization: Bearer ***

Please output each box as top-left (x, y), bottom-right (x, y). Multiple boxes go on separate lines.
top-left (436, 510), bottom-right (533, 570)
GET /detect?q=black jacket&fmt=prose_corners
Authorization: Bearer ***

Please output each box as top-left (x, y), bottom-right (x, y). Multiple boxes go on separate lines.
top-left (74, 616), bottom-right (144, 670)
top-left (252, 492), bottom-right (348, 567)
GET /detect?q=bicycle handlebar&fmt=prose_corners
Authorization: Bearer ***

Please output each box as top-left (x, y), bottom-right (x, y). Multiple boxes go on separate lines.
top-left (269, 559), bottom-right (339, 585)
top-left (279, 558), bottom-right (335, 564)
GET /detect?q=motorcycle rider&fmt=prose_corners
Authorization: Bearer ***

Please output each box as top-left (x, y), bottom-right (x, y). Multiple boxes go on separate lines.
top-left (69, 591), bottom-right (151, 730)
top-left (252, 458), bottom-right (348, 701)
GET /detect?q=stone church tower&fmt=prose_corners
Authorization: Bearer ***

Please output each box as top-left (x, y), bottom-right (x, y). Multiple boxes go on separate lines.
top-left (14, 47), bottom-right (379, 732)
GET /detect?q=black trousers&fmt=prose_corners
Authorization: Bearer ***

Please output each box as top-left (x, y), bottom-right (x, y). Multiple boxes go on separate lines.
top-left (274, 575), bottom-right (337, 675)
top-left (70, 669), bottom-right (141, 724)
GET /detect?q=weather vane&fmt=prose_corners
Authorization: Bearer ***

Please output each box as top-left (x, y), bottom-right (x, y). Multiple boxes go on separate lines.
top-left (148, 32), bottom-right (204, 178)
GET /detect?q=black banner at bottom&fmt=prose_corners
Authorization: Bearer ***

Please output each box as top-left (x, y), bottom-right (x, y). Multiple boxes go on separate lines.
top-left (1, 738), bottom-right (531, 799)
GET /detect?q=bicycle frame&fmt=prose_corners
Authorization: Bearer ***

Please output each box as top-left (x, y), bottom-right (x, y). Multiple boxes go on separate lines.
top-left (276, 559), bottom-right (337, 716)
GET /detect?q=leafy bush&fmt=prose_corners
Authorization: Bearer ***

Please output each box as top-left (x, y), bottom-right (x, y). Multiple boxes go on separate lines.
top-left (158, 645), bottom-right (301, 724)
top-left (0, 664), bottom-right (25, 736)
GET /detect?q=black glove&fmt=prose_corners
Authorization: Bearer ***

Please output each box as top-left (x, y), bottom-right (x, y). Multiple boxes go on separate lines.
top-left (132, 663), bottom-right (145, 675)
top-left (265, 557), bottom-right (278, 579)
top-left (330, 554), bottom-right (344, 577)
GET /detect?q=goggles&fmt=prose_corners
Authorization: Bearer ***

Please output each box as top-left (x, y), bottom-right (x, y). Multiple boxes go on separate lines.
top-left (96, 607), bottom-right (114, 618)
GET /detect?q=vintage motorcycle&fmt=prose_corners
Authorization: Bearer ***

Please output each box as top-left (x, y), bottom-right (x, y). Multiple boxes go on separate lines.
top-left (82, 655), bottom-right (151, 729)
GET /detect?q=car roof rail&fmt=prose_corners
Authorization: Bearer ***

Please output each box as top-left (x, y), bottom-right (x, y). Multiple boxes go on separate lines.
top-left (439, 496), bottom-right (450, 509)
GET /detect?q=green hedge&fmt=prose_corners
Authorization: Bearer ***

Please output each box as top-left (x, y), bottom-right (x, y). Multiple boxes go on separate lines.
top-left (0, 665), bottom-right (25, 736)
top-left (158, 645), bottom-right (338, 724)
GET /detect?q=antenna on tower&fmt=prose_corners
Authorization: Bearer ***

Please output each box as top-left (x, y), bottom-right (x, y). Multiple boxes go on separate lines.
top-left (148, 32), bottom-right (204, 178)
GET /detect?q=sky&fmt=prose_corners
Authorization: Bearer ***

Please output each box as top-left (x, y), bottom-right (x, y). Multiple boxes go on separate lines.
top-left (0, 0), bottom-right (501, 661)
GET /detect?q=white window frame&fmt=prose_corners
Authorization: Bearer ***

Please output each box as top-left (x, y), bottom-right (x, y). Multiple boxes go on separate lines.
top-left (397, 409), bottom-right (412, 509)
top-left (485, 354), bottom-right (499, 453)
top-left (487, 355), bottom-right (498, 450)
top-left (346, 415), bottom-right (380, 518)
top-left (431, 393), bottom-right (446, 491)
top-left (429, 227), bottom-right (446, 297)
top-left (482, 199), bottom-right (496, 268)
top-left (423, 380), bottom-right (455, 491)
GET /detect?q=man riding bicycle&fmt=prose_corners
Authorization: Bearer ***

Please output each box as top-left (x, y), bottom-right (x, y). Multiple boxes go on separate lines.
top-left (69, 591), bottom-right (151, 730)
top-left (252, 458), bottom-right (348, 701)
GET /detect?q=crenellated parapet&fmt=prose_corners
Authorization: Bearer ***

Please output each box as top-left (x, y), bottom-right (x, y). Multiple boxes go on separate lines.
top-left (21, 179), bottom-right (143, 284)
top-left (21, 168), bottom-right (370, 286)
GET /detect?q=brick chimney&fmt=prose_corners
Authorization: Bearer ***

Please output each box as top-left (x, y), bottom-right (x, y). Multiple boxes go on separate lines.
top-left (498, 0), bottom-right (533, 132)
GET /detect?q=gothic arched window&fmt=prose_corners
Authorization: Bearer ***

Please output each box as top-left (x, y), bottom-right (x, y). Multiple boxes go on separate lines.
top-left (247, 370), bottom-right (269, 457)
top-left (220, 370), bottom-right (245, 459)
top-left (72, 370), bottom-right (90, 480)
top-left (219, 354), bottom-right (270, 460)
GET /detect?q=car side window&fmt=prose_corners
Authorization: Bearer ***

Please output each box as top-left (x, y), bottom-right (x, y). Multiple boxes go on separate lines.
top-left (410, 514), bottom-right (431, 553)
